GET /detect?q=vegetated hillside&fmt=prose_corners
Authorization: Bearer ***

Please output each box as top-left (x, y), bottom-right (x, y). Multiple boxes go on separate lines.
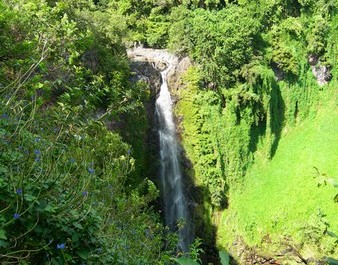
top-left (175, 68), bottom-right (338, 263)
top-left (164, 0), bottom-right (338, 263)
top-left (218, 90), bottom-right (338, 263)
top-left (0, 1), bottom-right (177, 264)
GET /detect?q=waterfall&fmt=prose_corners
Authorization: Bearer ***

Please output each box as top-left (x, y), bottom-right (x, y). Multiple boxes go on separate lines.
top-left (155, 63), bottom-right (193, 252)
top-left (127, 46), bottom-right (194, 251)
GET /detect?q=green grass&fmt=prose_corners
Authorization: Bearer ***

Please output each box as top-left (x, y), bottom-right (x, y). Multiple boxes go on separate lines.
top-left (218, 94), bottom-right (338, 259)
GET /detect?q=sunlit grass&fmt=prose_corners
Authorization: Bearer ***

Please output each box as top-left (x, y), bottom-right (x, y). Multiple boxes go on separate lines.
top-left (219, 93), bottom-right (338, 258)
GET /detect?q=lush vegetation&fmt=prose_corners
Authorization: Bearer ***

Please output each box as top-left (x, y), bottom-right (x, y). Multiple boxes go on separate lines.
top-left (1, 0), bottom-right (337, 264)
top-left (167, 0), bottom-right (338, 264)
top-left (0, 1), bottom-right (177, 264)
top-left (219, 91), bottom-right (338, 262)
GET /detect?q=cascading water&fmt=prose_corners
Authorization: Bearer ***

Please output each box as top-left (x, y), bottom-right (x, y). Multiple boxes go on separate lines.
top-left (127, 47), bottom-right (194, 251)
top-left (155, 63), bottom-right (193, 252)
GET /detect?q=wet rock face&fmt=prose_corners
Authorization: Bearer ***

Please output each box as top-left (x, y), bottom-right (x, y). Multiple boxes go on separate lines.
top-left (308, 54), bottom-right (318, 66)
top-left (153, 61), bottom-right (167, 72)
top-left (130, 61), bottom-right (162, 95)
top-left (311, 64), bottom-right (331, 86)
top-left (308, 54), bottom-right (332, 86)
top-left (129, 60), bottom-right (161, 157)
top-left (127, 47), bottom-right (191, 93)
top-left (271, 54), bottom-right (332, 86)
top-left (168, 56), bottom-right (191, 92)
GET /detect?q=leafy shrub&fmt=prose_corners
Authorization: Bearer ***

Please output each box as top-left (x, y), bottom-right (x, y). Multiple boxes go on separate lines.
top-left (0, 1), bottom-right (176, 264)
top-left (267, 17), bottom-right (304, 75)
top-left (0, 93), bottom-right (173, 264)
top-left (169, 6), bottom-right (260, 87)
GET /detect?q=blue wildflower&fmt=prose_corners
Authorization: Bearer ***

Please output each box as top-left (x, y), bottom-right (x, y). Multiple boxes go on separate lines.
top-left (88, 168), bottom-right (94, 174)
top-left (1, 113), bottom-right (9, 119)
top-left (13, 213), bottom-right (20, 219)
top-left (34, 149), bottom-right (41, 156)
top-left (127, 149), bottom-right (132, 155)
top-left (35, 137), bottom-right (40, 142)
top-left (16, 188), bottom-right (23, 195)
top-left (82, 191), bottom-right (88, 196)
top-left (69, 158), bottom-right (76, 164)
top-left (35, 157), bottom-right (41, 162)
top-left (56, 243), bottom-right (65, 249)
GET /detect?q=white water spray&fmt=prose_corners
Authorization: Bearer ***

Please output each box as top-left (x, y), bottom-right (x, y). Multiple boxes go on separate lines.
top-left (156, 63), bottom-right (193, 252)
top-left (127, 47), bottom-right (194, 251)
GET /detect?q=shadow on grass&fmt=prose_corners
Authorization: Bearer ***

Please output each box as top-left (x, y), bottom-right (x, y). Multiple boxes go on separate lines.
top-left (269, 80), bottom-right (285, 158)
top-left (249, 78), bottom-right (285, 159)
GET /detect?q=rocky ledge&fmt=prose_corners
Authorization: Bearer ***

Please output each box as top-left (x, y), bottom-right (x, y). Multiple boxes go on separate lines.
top-left (127, 47), bottom-right (191, 92)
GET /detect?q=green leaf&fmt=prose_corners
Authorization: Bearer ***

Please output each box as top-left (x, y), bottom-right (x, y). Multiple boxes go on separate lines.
top-left (327, 230), bottom-right (338, 238)
top-left (77, 249), bottom-right (89, 260)
top-left (45, 205), bottom-right (57, 213)
top-left (35, 82), bottom-right (44, 89)
top-left (24, 194), bottom-right (36, 202)
top-left (173, 257), bottom-right (200, 265)
top-left (71, 232), bottom-right (80, 243)
top-left (0, 239), bottom-right (10, 248)
top-left (219, 250), bottom-right (230, 265)
top-left (327, 257), bottom-right (338, 265)
top-left (73, 222), bottom-right (83, 229)
top-left (0, 229), bottom-right (7, 240)
top-left (64, 253), bottom-right (72, 261)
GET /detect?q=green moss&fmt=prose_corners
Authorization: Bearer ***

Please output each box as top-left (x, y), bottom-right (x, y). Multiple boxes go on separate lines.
top-left (219, 87), bottom-right (338, 258)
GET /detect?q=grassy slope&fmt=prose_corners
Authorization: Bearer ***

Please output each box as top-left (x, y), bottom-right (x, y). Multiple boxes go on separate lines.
top-left (219, 88), bottom-right (338, 259)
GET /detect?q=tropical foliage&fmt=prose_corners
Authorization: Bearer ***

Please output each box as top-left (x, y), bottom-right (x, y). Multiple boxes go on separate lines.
top-left (0, 1), bottom-right (175, 264)
top-left (0, 0), bottom-right (337, 264)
